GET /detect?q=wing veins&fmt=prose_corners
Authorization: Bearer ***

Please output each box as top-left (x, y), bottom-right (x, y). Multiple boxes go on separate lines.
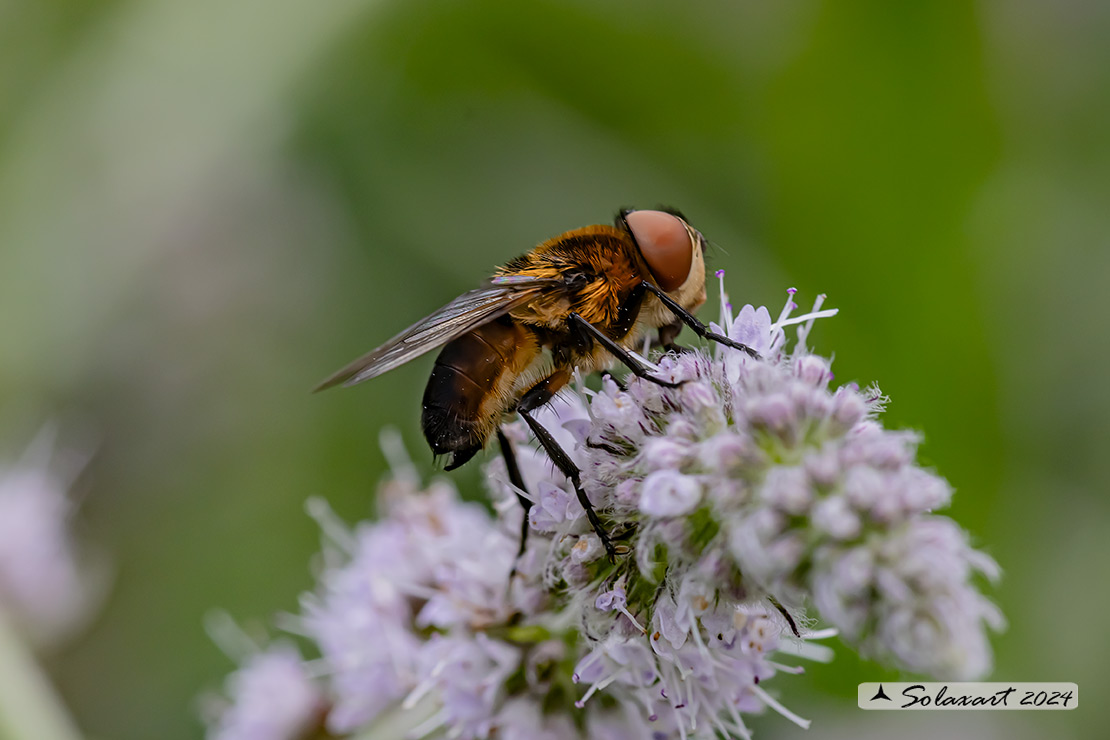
top-left (314, 277), bottom-right (559, 391)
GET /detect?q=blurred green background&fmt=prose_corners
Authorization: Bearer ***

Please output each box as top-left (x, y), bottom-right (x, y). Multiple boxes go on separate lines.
top-left (1, 0), bottom-right (1107, 738)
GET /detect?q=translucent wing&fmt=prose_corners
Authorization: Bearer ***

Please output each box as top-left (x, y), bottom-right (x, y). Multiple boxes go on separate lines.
top-left (315, 276), bottom-right (558, 391)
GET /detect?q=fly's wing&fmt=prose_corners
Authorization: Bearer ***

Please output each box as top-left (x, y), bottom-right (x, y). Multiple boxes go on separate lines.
top-left (314, 276), bottom-right (559, 391)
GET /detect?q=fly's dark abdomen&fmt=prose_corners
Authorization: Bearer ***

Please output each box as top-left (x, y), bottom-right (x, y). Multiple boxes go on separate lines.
top-left (421, 316), bottom-right (537, 469)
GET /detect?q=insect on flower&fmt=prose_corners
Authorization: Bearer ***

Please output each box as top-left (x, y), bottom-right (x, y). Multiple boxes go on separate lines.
top-left (316, 209), bottom-right (756, 557)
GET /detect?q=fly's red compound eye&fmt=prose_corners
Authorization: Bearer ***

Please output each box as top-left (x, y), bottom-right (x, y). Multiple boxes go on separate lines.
top-left (625, 210), bottom-right (694, 292)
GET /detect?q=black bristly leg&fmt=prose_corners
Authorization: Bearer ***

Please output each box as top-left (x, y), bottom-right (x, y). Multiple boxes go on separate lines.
top-left (768, 595), bottom-right (801, 637)
top-left (496, 428), bottom-right (531, 567)
top-left (641, 280), bottom-right (761, 359)
top-left (515, 374), bottom-right (615, 560)
top-left (566, 313), bottom-right (685, 389)
top-left (517, 410), bottom-right (615, 561)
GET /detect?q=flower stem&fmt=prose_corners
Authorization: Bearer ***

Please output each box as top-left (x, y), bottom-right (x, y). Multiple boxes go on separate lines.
top-left (0, 610), bottom-right (84, 740)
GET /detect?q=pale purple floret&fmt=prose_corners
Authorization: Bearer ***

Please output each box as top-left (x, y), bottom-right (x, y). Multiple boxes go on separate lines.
top-left (207, 646), bottom-right (323, 740)
top-left (408, 633), bottom-right (520, 739)
top-left (0, 437), bottom-right (100, 647)
top-left (639, 469), bottom-right (702, 517)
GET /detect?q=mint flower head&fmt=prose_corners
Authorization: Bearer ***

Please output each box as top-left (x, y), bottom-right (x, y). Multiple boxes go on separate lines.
top-left (297, 456), bottom-right (527, 735)
top-left (533, 278), bottom-right (1005, 682)
top-left (203, 278), bottom-right (1003, 739)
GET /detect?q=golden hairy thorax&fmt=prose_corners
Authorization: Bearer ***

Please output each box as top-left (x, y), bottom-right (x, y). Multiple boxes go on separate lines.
top-left (495, 225), bottom-right (644, 333)
top-left (495, 222), bottom-right (708, 344)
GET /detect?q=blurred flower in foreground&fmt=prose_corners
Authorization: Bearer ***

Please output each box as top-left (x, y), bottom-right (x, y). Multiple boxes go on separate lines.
top-left (0, 429), bottom-right (103, 649)
top-left (205, 281), bottom-right (1002, 739)
top-left (203, 637), bottom-right (325, 740)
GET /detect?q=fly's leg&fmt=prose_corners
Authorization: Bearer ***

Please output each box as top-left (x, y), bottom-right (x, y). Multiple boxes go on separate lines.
top-left (641, 280), bottom-right (760, 358)
top-left (566, 312), bottom-right (685, 388)
top-left (515, 368), bottom-right (616, 560)
top-left (592, 279), bottom-right (678, 386)
top-left (496, 427), bottom-right (531, 570)
top-left (768, 595), bottom-right (801, 637)
top-left (518, 410), bottom-right (615, 561)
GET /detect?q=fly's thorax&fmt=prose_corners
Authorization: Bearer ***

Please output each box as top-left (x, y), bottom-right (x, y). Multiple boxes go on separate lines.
top-left (507, 292), bottom-right (574, 329)
top-left (502, 227), bottom-right (642, 332)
